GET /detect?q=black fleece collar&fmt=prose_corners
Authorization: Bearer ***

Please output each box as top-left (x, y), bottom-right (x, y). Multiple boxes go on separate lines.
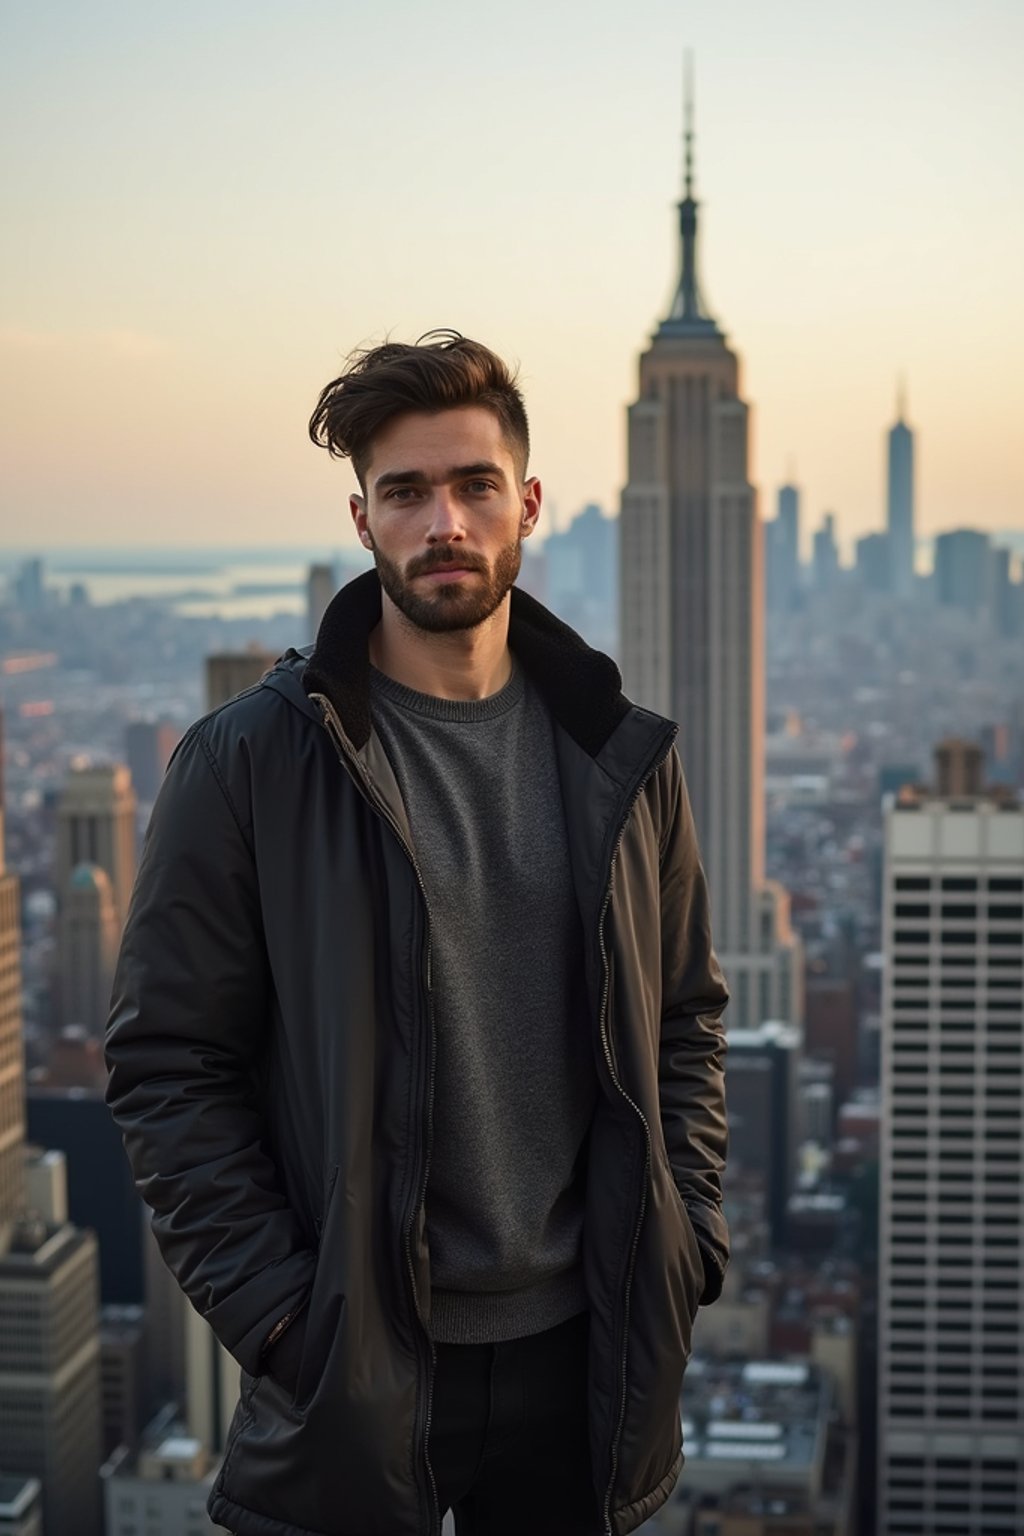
top-left (302, 569), bottom-right (631, 758)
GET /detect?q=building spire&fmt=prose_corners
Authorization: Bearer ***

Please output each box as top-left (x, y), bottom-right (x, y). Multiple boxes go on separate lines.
top-left (660, 50), bottom-right (721, 338)
top-left (683, 50), bottom-right (694, 200)
top-left (896, 372), bottom-right (908, 423)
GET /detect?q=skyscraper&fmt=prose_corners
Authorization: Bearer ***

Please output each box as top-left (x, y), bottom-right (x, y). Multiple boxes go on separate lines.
top-left (59, 863), bottom-right (120, 1034)
top-left (205, 647), bottom-right (276, 710)
top-left (887, 381), bottom-right (915, 599)
top-left (545, 502), bottom-right (618, 655)
top-left (767, 481), bottom-right (801, 614)
top-left (0, 717), bottom-right (103, 1534)
top-left (0, 714), bottom-right (27, 1219)
top-left (55, 763), bottom-right (137, 933)
top-left (812, 512), bottom-right (840, 594)
top-left (619, 61), bottom-right (800, 1027)
top-left (0, 1220), bottom-right (104, 1536)
top-left (877, 741), bottom-right (1023, 1535)
top-left (123, 719), bottom-right (180, 805)
top-left (934, 528), bottom-right (993, 618)
top-left (307, 561), bottom-right (337, 644)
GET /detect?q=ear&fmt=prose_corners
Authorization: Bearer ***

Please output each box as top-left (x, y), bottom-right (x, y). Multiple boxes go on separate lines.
top-left (520, 477), bottom-right (542, 539)
top-left (350, 494), bottom-right (373, 551)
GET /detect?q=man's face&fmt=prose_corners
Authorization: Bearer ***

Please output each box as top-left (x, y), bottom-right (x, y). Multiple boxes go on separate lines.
top-left (350, 406), bottom-right (541, 634)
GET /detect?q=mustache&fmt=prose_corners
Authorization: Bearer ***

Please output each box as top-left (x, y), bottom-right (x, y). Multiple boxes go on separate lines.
top-left (406, 547), bottom-right (488, 578)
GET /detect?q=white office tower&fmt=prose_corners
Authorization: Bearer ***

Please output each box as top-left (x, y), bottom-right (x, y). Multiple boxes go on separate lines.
top-left (878, 740), bottom-right (1024, 1535)
top-left (619, 61), bottom-right (800, 1027)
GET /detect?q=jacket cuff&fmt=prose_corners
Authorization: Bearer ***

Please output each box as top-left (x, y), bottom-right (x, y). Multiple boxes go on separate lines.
top-left (694, 1237), bottom-right (726, 1306)
top-left (205, 1250), bottom-right (317, 1376)
top-left (684, 1199), bottom-right (729, 1307)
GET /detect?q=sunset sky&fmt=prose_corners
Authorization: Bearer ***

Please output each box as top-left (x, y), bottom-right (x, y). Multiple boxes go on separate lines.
top-left (2, 0), bottom-right (1022, 557)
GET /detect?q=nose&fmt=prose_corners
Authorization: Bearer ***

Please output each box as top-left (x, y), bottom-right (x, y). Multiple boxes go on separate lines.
top-left (425, 486), bottom-right (466, 544)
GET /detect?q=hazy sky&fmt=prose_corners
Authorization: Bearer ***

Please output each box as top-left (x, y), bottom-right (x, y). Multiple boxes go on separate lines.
top-left (2, 0), bottom-right (1022, 555)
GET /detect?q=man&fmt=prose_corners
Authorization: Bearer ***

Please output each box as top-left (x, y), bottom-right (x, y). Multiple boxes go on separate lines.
top-left (106, 331), bottom-right (729, 1536)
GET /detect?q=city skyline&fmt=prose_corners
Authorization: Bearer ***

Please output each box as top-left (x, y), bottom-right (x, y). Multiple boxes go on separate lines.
top-left (2, 1), bottom-right (1022, 548)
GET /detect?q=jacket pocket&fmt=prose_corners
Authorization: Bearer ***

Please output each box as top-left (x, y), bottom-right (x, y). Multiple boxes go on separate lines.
top-left (666, 1166), bottom-right (704, 1299)
top-left (290, 1164), bottom-right (341, 1413)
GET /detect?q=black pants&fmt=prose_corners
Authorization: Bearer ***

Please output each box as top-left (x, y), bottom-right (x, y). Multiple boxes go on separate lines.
top-left (428, 1308), bottom-right (601, 1535)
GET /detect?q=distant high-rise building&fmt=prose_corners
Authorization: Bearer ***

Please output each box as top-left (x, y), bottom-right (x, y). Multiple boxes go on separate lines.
top-left (0, 714), bottom-right (27, 1218)
top-left (307, 561), bottom-right (337, 644)
top-left (55, 762), bottom-right (137, 933)
top-left (812, 513), bottom-right (840, 593)
top-left (99, 1305), bottom-right (147, 1460)
top-left (141, 1215), bottom-right (188, 1415)
top-left (887, 381), bottom-right (916, 599)
top-left (990, 545), bottom-right (1021, 640)
top-left (27, 1088), bottom-right (146, 1306)
top-left (0, 1219), bottom-right (104, 1536)
top-left (618, 61), bottom-right (800, 1028)
top-left (767, 482), bottom-right (801, 614)
top-left (0, 719), bottom-right (104, 1534)
top-left (547, 503), bottom-right (618, 654)
top-left (856, 530), bottom-right (891, 594)
top-left (12, 560), bottom-right (46, 612)
top-left (59, 863), bottom-right (120, 1033)
top-left (23, 1145), bottom-right (68, 1225)
top-left (724, 1022), bottom-right (801, 1243)
top-left (123, 720), bottom-right (181, 804)
top-left (205, 646), bottom-right (276, 711)
top-left (877, 740), bottom-right (1024, 1535)
top-left (933, 527), bottom-right (993, 619)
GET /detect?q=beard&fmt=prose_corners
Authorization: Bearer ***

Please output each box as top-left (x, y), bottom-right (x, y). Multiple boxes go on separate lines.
top-left (369, 536), bottom-right (523, 634)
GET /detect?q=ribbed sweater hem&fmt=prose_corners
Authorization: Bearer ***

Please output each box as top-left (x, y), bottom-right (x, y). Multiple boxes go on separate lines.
top-left (430, 1264), bottom-right (589, 1344)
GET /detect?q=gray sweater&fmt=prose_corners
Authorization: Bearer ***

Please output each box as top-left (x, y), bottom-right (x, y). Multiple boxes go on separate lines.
top-left (369, 662), bottom-right (599, 1344)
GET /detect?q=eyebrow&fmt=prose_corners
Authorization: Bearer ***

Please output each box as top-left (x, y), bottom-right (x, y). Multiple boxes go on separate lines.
top-left (373, 461), bottom-right (508, 492)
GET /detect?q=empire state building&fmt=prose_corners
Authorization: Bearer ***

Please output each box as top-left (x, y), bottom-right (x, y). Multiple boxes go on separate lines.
top-left (619, 73), bottom-right (800, 1029)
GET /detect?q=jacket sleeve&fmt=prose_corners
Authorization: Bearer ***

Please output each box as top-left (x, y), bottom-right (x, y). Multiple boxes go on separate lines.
top-left (656, 747), bottom-right (730, 1305)
top-left (104, 721), bottom-right (316, 1375)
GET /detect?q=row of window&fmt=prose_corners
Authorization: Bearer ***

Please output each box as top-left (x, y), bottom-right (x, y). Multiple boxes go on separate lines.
top-left (895, 955), bottom-right (1023, 968)
top-left (894, 930), bottom-right (1024, 946)
top-left (895, 877), bottom-right (1024, 893)
top-left (894, 973), bottom-right (1024, 987)
top-left (895, 901), bottom-right (1024, 917)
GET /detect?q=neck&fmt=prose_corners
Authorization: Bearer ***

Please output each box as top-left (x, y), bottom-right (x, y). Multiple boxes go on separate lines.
top-left (369, 593), bottom-right (514, 700)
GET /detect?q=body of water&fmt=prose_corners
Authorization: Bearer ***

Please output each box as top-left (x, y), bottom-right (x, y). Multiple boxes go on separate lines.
top-left (0, 547), bottom-right (372, 621)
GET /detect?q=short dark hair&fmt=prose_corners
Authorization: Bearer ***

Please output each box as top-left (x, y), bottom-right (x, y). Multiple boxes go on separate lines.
top-left (308, 330), bottom-right (530, 490)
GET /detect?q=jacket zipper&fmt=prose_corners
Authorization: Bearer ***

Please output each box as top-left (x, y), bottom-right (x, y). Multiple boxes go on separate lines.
top-left (597, 728), bottom-right (676, 1536)
top-left (311, 693), bottom-right (441, 1536)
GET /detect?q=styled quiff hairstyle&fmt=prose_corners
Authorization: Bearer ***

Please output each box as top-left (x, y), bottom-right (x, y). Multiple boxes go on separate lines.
top-left (308, 330), bottom-right (530, 492)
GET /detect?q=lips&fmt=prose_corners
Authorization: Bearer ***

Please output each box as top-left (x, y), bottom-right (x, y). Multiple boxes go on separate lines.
top-left (419, 567), bottom-right (476, 582)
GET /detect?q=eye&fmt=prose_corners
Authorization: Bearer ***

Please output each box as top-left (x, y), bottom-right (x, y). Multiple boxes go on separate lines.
top-left (465, 480), bottom-right (496, 495)
top-left (385, 486), bottom-right (422, 502)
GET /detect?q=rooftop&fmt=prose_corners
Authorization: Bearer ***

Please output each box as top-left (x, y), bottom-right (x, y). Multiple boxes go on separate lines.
top-left (681, 1357), bottom-right (830, 1480)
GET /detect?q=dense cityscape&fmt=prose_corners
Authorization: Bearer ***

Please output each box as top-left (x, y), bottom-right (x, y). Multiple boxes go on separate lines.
top-left (1, 98), bottom-right (1022, 1536)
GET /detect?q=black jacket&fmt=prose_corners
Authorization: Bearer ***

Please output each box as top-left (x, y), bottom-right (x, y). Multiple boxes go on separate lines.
top-left (105, 572), bottom-right (730, 1536)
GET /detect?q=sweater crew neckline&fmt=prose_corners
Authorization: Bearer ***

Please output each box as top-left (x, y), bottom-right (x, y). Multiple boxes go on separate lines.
top-left (369, 661), bottom-right (525, 723)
